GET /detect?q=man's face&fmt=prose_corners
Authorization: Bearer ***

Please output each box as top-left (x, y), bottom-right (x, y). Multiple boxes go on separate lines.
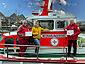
top-left (70, 19), bottom-right (74, 25)
top-left (36, 22), bottom-right (39, 27)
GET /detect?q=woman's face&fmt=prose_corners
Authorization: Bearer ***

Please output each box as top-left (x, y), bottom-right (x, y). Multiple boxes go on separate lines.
top-left (23, 22), bottom-right (27, 26)
top-left (36, 22), bottom-right (39, 27)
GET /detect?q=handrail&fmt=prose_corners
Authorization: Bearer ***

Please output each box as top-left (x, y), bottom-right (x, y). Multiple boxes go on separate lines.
top-left (0, 44), bottom-right (68, 48)
top-left (0, 44), bottom-right (39, 61)
top-left (0, 44), bottom-right (68, 62)
top-left (0, 44), bottom-right (39, 47)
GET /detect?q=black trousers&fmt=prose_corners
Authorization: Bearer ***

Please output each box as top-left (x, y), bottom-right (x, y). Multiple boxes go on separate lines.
top-left (68, 40), bottom-right (77, 56)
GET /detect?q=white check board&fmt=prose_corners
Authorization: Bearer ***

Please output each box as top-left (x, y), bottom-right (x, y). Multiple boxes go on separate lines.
top-left (25, 32), bottom-right (32, 36)
top-left (67, 30), bottom-right (74, 35)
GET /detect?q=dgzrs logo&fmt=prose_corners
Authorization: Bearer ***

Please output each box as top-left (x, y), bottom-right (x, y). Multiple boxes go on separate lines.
top-left (51, 38), bottom-right (59, 46)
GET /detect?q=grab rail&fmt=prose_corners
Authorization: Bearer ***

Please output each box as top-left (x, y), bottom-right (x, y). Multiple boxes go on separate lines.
top-left (0, 44), bottom-right (68, 61)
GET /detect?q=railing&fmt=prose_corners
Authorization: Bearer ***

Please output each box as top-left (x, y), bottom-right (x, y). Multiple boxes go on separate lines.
top-left (0, 44), bottom-right (68, 61)
top-left (0, 44), bottom-right (39, 60)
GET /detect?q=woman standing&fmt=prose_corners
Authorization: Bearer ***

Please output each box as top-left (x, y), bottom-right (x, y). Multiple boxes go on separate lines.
top-left (17, 20), bottom-right (31, 57)
top-left (32, 21), bottom-right (50, 53)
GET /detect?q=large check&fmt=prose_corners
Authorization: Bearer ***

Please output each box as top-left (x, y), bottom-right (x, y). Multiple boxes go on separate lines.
top-left (67, 30), bottom-right (74, 35)
top-left (25, 32), bottom-right (32, 36)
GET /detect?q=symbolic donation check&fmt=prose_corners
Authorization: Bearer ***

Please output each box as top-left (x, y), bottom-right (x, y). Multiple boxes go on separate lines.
top-left (25, 32), bottom-right (32, 36)
top-left (67, 30), bottom-right (74, 35)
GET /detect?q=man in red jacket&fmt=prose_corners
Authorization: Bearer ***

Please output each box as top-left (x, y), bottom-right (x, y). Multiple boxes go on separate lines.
top-left (64, 19), bottom-right (80, 58)
top-left (17, 21), bottom-right (31, 57)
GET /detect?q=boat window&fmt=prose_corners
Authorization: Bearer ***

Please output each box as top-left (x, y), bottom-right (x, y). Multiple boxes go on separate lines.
top-left (16, 37), bottom-right (35, 45)
top-left (55, 20), bottom-right (67, 29)
top-left (0, 36), bottom-right (4, 42)
top-left (38, 20), bottom-right (54, 30)
top-left (5, 38), bottom-right (14, 47)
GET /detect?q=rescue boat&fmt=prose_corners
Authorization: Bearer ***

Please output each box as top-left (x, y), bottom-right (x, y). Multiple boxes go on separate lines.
top-left (0, 0), bottom-right (85, 64)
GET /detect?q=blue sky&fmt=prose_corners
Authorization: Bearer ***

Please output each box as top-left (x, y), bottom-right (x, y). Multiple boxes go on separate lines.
top-left (0, 0), bottom-right (85, 21)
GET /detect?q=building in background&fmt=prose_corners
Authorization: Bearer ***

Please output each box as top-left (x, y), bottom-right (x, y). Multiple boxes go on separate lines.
top-left (0, 12), bottom-right (26, 32)
top-left (9, 13), bottom-right (19, 25)
top-left (7, 13), bottom-right (26, 26)
top-left (17, 14), bottom-right (26, 25)
top-left (0, 12), bottom-right (8, 27)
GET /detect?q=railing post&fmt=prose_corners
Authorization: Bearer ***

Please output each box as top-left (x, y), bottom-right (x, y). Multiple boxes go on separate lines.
top-left (37, 46), bottom-right (39, 61)
top-left (66, 48), bottom-right (67, 62)
top-left (7, 45), bottom-right (8, 59)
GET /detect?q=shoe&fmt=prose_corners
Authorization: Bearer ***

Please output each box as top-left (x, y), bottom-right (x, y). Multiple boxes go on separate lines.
top-left (72, 54), bottom-right (76, 57)
top-left (73, 57), bottom-right (78, 61)
top-left (72, 55), bottom-right (75, 57)
top-left (60, 57), bottom-right (64, 60)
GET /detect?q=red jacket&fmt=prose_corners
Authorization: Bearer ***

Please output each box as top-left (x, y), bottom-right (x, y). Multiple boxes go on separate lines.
top-left (17, 25), bottom-right (31, 40)
top-left (64, 23), bottom-right (80, 40)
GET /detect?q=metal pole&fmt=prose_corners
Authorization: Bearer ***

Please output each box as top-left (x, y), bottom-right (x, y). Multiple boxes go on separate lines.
top-left (66, 48), bottom-right (67, 62)
top-left (37, 47), bottom-right (39, 61)
top-left (7, 45), bottom-right (8, 59)
top-left (37, 52), bottom-right (39, 61)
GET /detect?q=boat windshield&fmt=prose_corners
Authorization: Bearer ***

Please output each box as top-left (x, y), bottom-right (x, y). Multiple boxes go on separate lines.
top-left (38, 20), bottom-right (54, 30)
top-left (55, 20), bottom-right (67, 29)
